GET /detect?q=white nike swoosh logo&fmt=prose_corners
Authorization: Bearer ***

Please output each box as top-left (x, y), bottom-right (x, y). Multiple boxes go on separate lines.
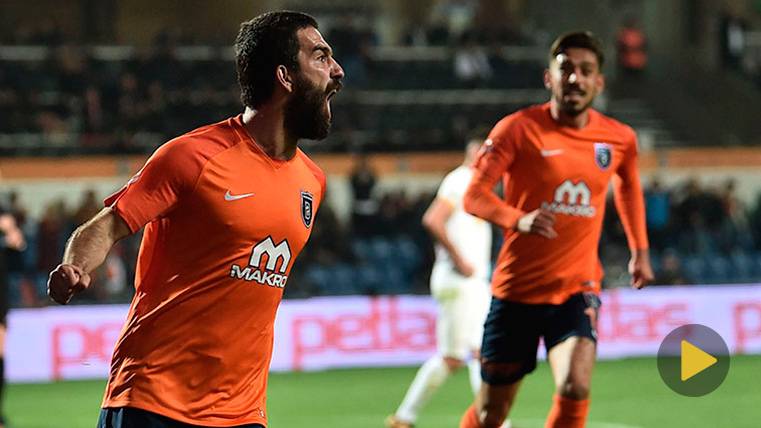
top-left (541, 149), bottom-right (564, 157)
top-left (224, 190), bottom-right (255, 201)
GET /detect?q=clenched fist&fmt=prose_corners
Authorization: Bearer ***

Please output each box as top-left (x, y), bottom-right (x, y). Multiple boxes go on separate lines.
top-left (516, 207), bottom-right (557, 239)
top-left (47, 264), bottom-right (91, 305)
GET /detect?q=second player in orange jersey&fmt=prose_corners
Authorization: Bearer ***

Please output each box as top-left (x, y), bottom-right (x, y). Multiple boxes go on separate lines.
top-left (459, 32), bottom-right (653, 428)
top-left (47, 11), bottom-right (344, 428)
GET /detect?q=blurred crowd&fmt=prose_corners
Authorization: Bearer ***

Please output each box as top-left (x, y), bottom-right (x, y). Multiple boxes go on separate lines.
top-left (601, 177), bottom-right (761, 287)
top-left (0, 10), bottom-right (546, 156)
top-left (0, 34), bottom-right (241, 154)
top-left (1, 189), bottom-right (141, 307)
top-left (3, 172), bottom-right (761, 308)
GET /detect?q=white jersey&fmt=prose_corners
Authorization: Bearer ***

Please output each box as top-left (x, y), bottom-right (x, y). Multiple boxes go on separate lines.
top-left (433, 165), bottom-right (492, 282)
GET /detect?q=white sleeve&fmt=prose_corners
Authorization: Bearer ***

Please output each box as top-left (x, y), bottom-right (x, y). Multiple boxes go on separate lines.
top-left (436, 169), bottom-right (464, 207)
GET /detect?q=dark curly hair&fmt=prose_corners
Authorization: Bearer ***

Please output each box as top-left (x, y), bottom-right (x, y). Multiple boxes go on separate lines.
top-left (235, 11), bottom-right (318, 109)
top-left (549, 31), bottom-right (605, 69)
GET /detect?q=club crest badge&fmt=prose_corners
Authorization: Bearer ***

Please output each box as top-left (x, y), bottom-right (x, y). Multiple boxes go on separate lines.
top-left (300, 190), bottom-right (314, 228)
top-left (594, 143), bottom-right (612, 170)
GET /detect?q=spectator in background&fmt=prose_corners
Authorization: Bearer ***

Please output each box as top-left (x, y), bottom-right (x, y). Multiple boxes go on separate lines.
top-left (616, 17), bottom-right (647, 77)
top-left (116, 72), bottom-right (142, 134)
top-left (453, 31), bottom-right (492, 88)
top-left (36, 109), bottom-right (71, 145)
top-left (302, 204), bottom-right (347, 266)
top-left (718, 178), bottom-right (753, 252)
top-left (679, 212), bottom-right (715, 255)
top-left (36, 200), bottom-right (68, 274)
top-left (350, 154), bottom-right (379, 236)
top-left (6, 192), bottom-right (27, 231)
top-left (0, 205), bottom-right (26, 428)
top-left (719, 8), bottom-right (747, 71)
top-left (644, 177), bottom-right (670, 251)
top-left (655, 249), bottom-right (690, 285)
top-left (3, 191), bottom-right (29, 297)
top-left (78, 242), bottom-right (129, 304)
top-left (673, 178), bottom-right (723, 238)
top-left (378, 190), bottom-right (414, 235)
top-left (73, 189), bottom-right (100, 227)
top-left (430, 0), bottom-right (476, 42)
top-left (82, 85), bottom-right (105, 137)
top-left (751, 194), bottom-right (761, 251)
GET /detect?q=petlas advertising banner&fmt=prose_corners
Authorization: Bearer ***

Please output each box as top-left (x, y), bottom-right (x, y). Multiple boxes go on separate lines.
top-left (6, 285), bottom-right (761, 382)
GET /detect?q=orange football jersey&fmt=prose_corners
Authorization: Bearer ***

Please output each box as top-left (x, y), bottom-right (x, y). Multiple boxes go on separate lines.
top-left (101, 115), bottom-right (325, 426)
top-left (465, 103), bottom-right (648, 304)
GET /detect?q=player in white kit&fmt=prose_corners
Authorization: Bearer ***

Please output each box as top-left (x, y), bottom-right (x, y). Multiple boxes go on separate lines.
top-left (386, 140), bottom-right (509, 428)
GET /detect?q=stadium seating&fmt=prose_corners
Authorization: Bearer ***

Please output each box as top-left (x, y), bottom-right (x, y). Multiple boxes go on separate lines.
top-left (0, 44), bottom-right (546, 154)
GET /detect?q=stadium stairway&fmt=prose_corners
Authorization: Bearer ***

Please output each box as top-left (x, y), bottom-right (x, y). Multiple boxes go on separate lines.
top-left (605, 97), bottom-right (693, 149)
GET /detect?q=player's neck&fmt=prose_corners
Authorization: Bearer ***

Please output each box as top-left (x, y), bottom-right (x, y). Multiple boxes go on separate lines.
top-left (241, 107), bottom-right (298, 160)
top-left (549, 101), bottom-right (590, 129)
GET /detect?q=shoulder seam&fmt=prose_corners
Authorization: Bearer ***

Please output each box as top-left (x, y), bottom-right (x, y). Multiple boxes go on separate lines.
top-left (184, 125), bottom-right (246, 197)
top-left (298, 151), bottom-right (326, 200)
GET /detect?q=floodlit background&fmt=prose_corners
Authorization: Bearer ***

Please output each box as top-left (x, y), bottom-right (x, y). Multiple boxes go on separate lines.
top-left (1, 0), bottom-right (760, 427)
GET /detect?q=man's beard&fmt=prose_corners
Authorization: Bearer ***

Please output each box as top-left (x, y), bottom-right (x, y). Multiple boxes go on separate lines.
top-left (557, 89), bottom-right (594, 117)
top-left (284, 75), bottom-right (331, 141)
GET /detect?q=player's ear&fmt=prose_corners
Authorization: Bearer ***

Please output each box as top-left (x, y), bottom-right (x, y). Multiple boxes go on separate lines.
top-left (597, 73), bottom-right (606, 93)
top-left (276, 65), bottom-right (294, 93)
top-left (543, 68), bottom-right (552, 90)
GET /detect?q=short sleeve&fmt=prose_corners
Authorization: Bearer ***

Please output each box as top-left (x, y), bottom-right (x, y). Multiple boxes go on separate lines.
top-left (104, 139), bottom-right (206, 233)
top-left (436, 170), bottom-right (461, 206)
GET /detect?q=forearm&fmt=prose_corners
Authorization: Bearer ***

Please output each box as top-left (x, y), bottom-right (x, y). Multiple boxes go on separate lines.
top-left (464, 179), bottom-right (524, 230)
top-left (615, 191), bottom-right (649, 254)
top-left (614, 178), bottom-right (649, 251)
top-left (63, 208), bottom-right (126, 273)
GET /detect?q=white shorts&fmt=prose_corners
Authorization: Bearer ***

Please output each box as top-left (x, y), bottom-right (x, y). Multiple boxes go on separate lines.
top-left (430, 265), bottom-right (491, 360)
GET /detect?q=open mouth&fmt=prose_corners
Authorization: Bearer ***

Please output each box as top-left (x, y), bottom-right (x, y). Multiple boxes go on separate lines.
top-left (324, 90), bottom-right (337, 118)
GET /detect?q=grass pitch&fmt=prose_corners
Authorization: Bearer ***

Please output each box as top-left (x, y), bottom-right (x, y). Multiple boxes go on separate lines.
top-left (7, 356), bottom-right (761, 427)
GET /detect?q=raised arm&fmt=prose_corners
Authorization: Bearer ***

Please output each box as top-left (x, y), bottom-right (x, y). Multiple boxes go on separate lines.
top-left (613, 139), bottom-right (653, 289)
top-left (47, 207), bottom-right (131, 304)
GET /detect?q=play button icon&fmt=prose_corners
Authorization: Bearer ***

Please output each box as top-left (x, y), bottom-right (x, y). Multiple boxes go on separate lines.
top-left (657, 324), bottom-right (730, 397)
top-left (681, 340), bottom-right (717, 381)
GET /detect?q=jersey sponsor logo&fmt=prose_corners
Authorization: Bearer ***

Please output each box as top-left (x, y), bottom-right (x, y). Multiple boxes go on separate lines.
top-left (594, 142), bottom-right (612, 170)
top-left (542, 180), bottom-right (596, 217)
top-left (301, 190), bottom-right (314, 228)
top-left (230, 236), bottom-right (292, 288)
top-left (224, 190), bottom-right (255, 201)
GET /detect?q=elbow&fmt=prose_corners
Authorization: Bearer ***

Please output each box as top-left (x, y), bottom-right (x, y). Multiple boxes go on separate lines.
top-left (421, 212), bottom-right (435, 233)
top-left (463, 188), bottom-right (479, 217)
